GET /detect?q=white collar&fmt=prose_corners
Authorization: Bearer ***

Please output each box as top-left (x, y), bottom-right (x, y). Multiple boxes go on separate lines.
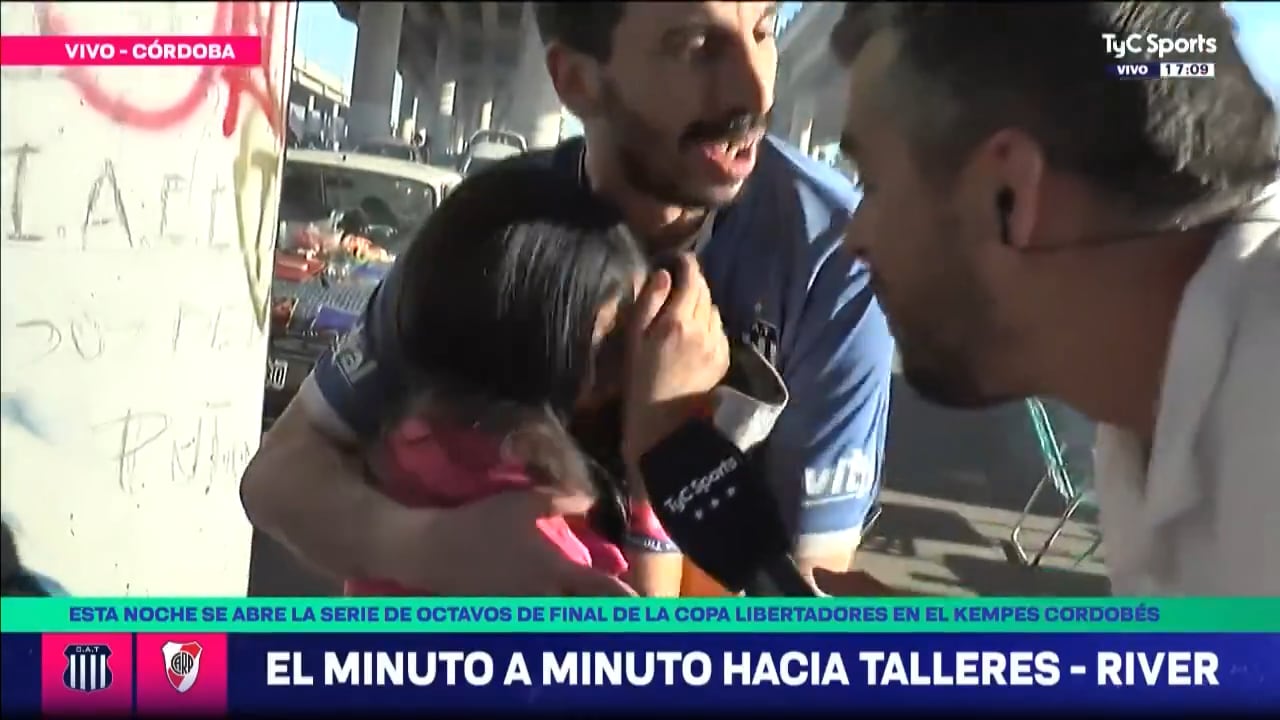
top-left (1102, 184), bottom-right (1280, 533)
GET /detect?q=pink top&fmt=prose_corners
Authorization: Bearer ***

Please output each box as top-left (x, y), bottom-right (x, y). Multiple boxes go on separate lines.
top-left (345, 418), bottom-right (628, 596)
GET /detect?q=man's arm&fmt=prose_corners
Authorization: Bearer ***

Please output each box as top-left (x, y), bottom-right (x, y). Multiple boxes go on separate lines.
top-left (240, 291), bottom-right (420, 581)
top-left (621, 489), bottom-right (685, 596)
top-left (241, 282), bottom-right (633, 595)
top-left (767, 251), bottom-right (895, 578)
top-left (243, 388), bottom-right (419, 580)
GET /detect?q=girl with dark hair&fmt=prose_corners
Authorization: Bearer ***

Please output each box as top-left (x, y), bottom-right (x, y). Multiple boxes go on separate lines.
top-left (345, 162), bottom-right (665, 596)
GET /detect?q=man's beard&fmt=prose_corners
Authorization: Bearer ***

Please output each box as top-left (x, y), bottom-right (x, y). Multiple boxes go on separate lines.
top-left (891, 210), bottom-right (1024, 410)
top-left (899, 348), bottom-right (998, 409)
top-left (598, 79), bottom-right (746, 210)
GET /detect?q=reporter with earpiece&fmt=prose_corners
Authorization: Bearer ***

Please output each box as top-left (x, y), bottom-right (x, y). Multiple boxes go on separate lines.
top-left (615, 1), bottom-right (1280, 598)
top-left (807, 1), bottom-right (1278, 595)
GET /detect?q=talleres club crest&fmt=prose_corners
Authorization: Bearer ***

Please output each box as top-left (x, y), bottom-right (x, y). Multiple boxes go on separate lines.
top-left (63, 644), bottom-right (113, 693)
top-left (162, 641), bottom-right (203, 693)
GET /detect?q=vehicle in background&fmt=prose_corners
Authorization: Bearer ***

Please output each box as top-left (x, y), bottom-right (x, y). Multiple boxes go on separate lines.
top-left (459, 129), bottom-right (527, 175)
top-left (264, 150), bottom-right (463, 430)
top-left (351, 137), bottom-right (428, 164)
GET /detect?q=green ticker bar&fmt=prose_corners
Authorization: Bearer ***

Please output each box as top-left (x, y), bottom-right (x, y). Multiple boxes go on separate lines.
top-left (1, 598), bottom-right (1274, 634)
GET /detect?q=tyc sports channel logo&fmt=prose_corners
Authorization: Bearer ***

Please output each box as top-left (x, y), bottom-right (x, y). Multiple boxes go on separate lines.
top-left (1102, 32), bottom-right (1217, 80)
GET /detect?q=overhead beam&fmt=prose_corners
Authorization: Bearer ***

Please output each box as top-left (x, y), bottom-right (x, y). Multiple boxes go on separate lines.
top-left (405, 3), bottom-right (433, 25)
top-left (778, 3), bottom-right (845, 89)
top-left (440, 2), bottom-right (465, 33)
top-left (778, 2), bottom-right (842, 55)
top-left (481, 2), bottom-right (500, 37)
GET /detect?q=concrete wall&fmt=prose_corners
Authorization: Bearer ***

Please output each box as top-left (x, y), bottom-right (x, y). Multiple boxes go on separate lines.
top-left (0, 1), bottom-right (296, 596)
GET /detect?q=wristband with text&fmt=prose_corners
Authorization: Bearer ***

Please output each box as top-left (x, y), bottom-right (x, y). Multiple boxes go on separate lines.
top-left (625, 500), bottom-right (679, 554)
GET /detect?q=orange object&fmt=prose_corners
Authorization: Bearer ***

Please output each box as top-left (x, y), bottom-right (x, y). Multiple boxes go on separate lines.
top-left (270, 297), bottom-right (297, 330)
top-left (680, 560), bottom-right (733, 597)
top-left (274, 253), bottom-right (325, 282)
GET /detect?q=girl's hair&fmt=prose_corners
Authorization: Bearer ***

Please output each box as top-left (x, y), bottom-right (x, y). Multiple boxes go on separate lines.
top-left (387, 160), bottom-right (647, 525)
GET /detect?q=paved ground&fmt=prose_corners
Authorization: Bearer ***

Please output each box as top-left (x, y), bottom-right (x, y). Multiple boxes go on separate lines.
top-left (855, 377), bottom-right (1109, 596)
top-left (248, 376), bottom-right (1110, 597)
top-left (858, 489), bottom-right (1108, 597)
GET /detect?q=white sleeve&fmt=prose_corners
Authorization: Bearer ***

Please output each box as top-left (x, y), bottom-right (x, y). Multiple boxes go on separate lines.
top-left (1211, 261), bottom-right (1280, 595)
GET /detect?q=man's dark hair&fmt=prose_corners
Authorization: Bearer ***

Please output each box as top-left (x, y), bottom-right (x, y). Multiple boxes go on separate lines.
top-left (533, 3), bottom-right (628, 61)
top-left (831, 2), bottom-right (1280, 226)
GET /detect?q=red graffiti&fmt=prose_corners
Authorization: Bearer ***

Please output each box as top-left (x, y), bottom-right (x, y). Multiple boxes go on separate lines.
top-left (34, 2), bottom-right (287, 140)
top-left (215, 1), bottom-right (285, 140)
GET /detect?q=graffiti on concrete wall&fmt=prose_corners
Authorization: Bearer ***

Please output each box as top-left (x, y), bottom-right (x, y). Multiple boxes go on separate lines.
top-left (31, 1), bottom-right (288, 328)
top-left (0, 1), bottom-right (296, 595)
top-left (36, 3), bottom-right (283, 138)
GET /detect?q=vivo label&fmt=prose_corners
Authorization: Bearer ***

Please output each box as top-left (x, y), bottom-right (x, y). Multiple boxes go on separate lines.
top-left (65, 43), bottom-right (116, 60)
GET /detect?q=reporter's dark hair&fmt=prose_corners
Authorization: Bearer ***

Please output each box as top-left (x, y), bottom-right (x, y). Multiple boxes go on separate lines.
top-left (830, 2), bottom-right (1280, 226)
top-left (388, 159), bottom-right (646, 514)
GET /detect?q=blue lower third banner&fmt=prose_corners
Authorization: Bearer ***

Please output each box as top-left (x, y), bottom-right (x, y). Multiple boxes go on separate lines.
top-left (5, 633), bottom-right (1279, 713)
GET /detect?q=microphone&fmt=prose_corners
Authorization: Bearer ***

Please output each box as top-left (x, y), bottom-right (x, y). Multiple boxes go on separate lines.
top-left (636, 415), bottom-right (818, 597)
top-left (744, 555), bottom-right (823, 597)
top-left (630, 258), bottom-right (812, 594)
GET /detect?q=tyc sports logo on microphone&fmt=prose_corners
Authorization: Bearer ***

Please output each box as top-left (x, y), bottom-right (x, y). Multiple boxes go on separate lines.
top-left (663, 456), bottom-right (740, 517)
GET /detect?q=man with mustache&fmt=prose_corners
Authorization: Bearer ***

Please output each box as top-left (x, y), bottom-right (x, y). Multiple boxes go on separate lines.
top-left (814, 2), bottom-right (1279, 595)
top-left (240, 2), bottom-right (894, 596)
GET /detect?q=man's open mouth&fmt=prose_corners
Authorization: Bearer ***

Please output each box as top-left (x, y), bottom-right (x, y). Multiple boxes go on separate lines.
top-left (699, 130), bottom-right (764, 161)
top-left (694, 130), bottom-right (765, 181)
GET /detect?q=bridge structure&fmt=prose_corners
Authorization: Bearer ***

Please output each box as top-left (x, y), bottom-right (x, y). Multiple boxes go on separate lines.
top-left (771, 1), bottom-right (847, 164)
top-left (323, 2), bottom-right (846, 161)
top-left (289, 53), bottom-right (350, 144)
top-left (329, 1), bottom-right (565, 155)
